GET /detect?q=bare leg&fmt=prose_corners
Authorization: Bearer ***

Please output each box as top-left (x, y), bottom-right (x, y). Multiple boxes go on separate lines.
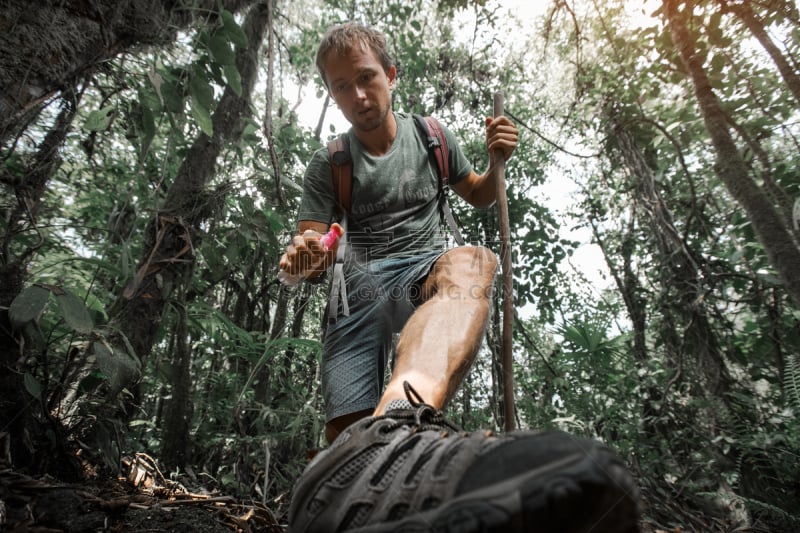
top-left (374, 246), bottom-right (497, 414)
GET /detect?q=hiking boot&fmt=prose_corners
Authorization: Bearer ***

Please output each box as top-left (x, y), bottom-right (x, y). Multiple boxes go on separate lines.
top-left (287, 382), bottom-right (640, 532)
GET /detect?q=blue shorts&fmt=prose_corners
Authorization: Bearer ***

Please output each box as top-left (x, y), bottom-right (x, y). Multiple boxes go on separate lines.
top-left (321, 249), bottom-right (444, 422)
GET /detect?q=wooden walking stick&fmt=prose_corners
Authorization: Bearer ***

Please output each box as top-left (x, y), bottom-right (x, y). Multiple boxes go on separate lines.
top-left (493, 91), bottom-right (515, 432)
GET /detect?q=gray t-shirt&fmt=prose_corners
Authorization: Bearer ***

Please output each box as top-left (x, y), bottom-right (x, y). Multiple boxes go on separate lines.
top-left (297, 112), bottom-right (472, 260)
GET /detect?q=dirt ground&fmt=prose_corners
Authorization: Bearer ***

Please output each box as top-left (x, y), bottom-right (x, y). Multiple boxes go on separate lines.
top-left (0, 467), bottom-right (282, 532)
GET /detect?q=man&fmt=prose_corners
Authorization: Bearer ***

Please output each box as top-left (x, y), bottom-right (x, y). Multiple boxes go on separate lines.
top-left (281, 22), bottom-right (639, 533)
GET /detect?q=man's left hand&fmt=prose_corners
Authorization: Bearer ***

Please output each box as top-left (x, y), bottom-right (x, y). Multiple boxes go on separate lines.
top-left (485, 115), bottom-right (518, 161)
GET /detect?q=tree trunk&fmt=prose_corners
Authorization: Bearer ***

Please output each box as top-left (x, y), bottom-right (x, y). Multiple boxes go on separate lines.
top-left (613, 121), bottom-right (732, 398)
top-left (263, 0), bottom-right (286, 207)
top-left (284, 283), bottom-right (313, 379)
top-left (160, 300), bottom-right (193, 470)
top-left (107, 1), bottom-right (270, 370)
top-left (665, 0), bottom-right (800, 308)
top-left (254, 284), bottom-right (291, 406)
top-left (721, 0), bottom-right (800, 107)
top-left (588, 212), bottom-right (667, 441)
top-left (0, 0), bottom-right (253, 146)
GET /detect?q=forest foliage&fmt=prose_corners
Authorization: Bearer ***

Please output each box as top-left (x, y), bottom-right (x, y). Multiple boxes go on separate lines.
top-left (2, 0), bottom-right (800, 530)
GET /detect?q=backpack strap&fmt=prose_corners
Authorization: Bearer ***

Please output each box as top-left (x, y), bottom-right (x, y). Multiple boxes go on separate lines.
top-left (416, 115), bottom-right (449, 186)
top-left (326, 134), bottom-right (352, 323)
top-left (327, 220), bottom-right (349, 323)
top-left (413, 115), bottom-right (465, 246)
top-left (328, 133), bottom-right (352, 214)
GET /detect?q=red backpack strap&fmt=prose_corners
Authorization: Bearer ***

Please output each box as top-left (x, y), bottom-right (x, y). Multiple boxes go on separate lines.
top-left (413, 114), bottom-right (464, 246)
top-left (327, 133), bottom-right (352, 214)
top-left (326, 134), bottom-right (352, 323)
top-left (422, 116), bottom-right (449, 187)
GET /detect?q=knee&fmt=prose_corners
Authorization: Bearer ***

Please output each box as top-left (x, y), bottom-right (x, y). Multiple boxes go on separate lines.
top-left (448, 246), bottom-right (498, 283)
top-left (472, 245), bottom-right (499, 275)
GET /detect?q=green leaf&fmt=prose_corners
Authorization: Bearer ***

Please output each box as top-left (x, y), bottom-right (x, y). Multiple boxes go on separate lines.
top-left (138, 103), bottom-right (156, 161)
top-left (136, 88), bottom-right (157, 161)
top-left (190, 74), bottom-right (215, 110)
top-left (9, 286), bottom-right (50, 328)
top-left (147, 68), bottom-right (165, 107)
top-left (161, 80), bottom-right (185, 114)
top-left (707, 12), bottom-right (724, 45)
top-left (757, 272), bottom-right (782, 287)
top-left (241, 119), bottom-right (259, 143)
top-left (710, 54), bottom-right (726, 76)
top-left (191, 96), bottom-right (214, 136)
top-left (221, 10), bottom-right (248, 48)
top-left (54, 290), bottom-right (94, 334)
top-left (221, 472), bottom-right (237, 487)
top-left (85, 105), bottom-right (114, 131)
top-left (223, 64), bottom-right (242, 97)
top-left (208, 33), bottom-right (235, 65)
top-left (138, 84), bottom-right (162, 115)
top-left (24, 372), bottom-right (42, 400)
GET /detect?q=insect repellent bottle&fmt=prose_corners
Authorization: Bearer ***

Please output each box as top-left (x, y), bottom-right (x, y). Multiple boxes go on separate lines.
top-left (278, 223), bottom-right (344, 286)
top-left (319, 223), bottom-right (344, 249)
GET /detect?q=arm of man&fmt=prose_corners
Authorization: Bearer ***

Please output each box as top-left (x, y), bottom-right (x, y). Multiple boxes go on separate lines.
top-left (451, 115), bottom-right (518, 208)
top-left (279, 220), bottom-right (338, 280)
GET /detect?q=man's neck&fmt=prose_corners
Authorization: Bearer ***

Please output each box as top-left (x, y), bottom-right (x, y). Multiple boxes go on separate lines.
top-left (353, 112), bottom-right (397, 156)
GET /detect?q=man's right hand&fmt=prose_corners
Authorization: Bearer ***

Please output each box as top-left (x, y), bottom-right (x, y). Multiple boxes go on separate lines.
top-left (279, 221), bottom-right (337, 281)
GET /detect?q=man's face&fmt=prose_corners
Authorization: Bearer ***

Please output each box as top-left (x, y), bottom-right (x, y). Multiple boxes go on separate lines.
top-left (323, 43), bottom-right (396, 133)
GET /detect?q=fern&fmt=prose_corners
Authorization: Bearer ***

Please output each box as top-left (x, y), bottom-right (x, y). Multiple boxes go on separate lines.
top-left (785, 354), bottom-right (800, 413)
top-left (737, 495), bottom-right (800, 525)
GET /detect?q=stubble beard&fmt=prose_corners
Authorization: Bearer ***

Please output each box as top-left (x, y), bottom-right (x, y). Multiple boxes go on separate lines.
top-left (354, 102), bottom-right (391, 133)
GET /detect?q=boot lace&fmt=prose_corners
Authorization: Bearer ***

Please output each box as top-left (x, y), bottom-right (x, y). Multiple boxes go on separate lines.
top-left (370, 381), bottom-right (463, 434)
